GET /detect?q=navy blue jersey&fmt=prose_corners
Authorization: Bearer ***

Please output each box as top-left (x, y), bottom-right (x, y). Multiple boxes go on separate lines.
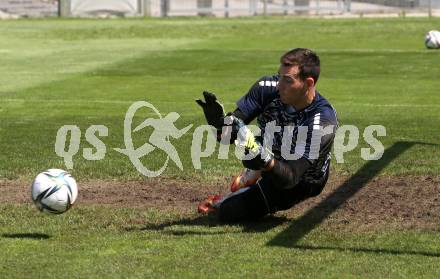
top-left (236, 75), bottom-right (338, 184)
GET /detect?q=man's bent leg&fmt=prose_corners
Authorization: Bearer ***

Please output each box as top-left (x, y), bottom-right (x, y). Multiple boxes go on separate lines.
top-left (202, 170), bottom-right (329, 222)
top-left (218, 182), bottom-right (271, 222)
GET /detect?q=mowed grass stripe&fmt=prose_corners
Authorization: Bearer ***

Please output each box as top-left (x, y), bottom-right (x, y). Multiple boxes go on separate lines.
top-left (0, 38), bottom-right (201, 93)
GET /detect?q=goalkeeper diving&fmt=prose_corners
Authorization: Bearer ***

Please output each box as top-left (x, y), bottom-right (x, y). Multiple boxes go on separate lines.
top-left (196, 48), bottom-right (338, 222)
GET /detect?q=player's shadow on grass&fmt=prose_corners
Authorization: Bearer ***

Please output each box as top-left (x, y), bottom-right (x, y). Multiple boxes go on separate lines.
top-left (1, 233), bottom-right (51, 240)
top-left (130, 215), bottom-right (290, 236)
top-left (268, 141), bottom-right (440, 258)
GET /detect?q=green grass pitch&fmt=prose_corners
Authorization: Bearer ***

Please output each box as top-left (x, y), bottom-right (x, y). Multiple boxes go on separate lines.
top-left (1, 17), bottom-right (440, 277)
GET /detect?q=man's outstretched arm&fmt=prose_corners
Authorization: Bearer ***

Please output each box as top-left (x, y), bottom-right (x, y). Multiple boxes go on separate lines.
top-left (230, 114), bottom-right (313, 190)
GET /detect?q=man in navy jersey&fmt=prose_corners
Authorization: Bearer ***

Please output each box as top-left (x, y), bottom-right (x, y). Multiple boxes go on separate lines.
top-left (196, 48), bottom-right (338, 222)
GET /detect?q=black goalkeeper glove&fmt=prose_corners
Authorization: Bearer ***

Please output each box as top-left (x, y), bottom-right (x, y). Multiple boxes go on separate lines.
top-left (196, 91), bottom-right (225, 130)
top-left (226, 115), bottom-right (273, 170)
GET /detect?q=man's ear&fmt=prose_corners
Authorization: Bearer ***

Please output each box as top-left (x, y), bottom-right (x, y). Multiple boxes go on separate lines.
top-left (305, 77), bottom-right (315, 88)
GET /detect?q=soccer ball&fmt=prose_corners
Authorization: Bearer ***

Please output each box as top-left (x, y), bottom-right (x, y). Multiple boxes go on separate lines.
top-left (31, 169), bottom-right (78, 214)
top-left (425, 30), bottom-right (440, 49)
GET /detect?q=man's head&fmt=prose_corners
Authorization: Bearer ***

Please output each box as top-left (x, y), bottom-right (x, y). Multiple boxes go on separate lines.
top-left (277, 48), bottom-right (320, 109)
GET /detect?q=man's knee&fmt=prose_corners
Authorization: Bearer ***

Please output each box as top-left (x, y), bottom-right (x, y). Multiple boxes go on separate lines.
top-left (308, 182), bottom-right (326, 197)
top-left (218, 196), bottom-right (248, 223)
top-left (217, 188), bottom-right (269, 222)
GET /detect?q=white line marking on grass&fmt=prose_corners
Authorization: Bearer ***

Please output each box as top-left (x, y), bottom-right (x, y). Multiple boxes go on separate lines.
top-left (2, 99), bottom-right (135, 105)
top-left (337, 103), bottom-right (440, 108)
top-left (317, 49), bottom-right (432, 54)
top-left (3, 99), bottom-right (440, 108)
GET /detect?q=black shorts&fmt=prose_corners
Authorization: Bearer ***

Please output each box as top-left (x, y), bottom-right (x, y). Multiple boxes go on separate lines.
top-left (218, 171), bottom-right (329, 223)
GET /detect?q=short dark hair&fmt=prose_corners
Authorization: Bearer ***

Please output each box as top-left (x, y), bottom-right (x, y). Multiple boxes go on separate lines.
top-left (280, 48), bottom-right (320, 83)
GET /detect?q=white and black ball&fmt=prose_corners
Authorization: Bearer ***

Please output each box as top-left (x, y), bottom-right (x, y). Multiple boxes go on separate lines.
top-left (425, 30), bottom-right (440, 49)
top-left (31, 169), bottom-right (78, 214)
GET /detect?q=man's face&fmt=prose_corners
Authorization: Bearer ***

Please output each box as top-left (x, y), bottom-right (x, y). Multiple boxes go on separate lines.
top-left (277, 63), bottom-right (308, 106)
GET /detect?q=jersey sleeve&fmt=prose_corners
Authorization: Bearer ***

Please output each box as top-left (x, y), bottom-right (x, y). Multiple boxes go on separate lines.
top-left (297, 105), bottom-right (338, 163)
top-left (236, 76), bottom-right (279, 122)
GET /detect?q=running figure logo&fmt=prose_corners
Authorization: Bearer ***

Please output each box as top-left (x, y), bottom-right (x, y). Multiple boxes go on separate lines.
top-left (114, 101), bottom-right (193, 177)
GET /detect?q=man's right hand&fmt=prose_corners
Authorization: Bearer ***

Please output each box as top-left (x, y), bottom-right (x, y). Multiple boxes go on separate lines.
top-left (196, 91), bottom-right (225, 130)
top-left (225, 115), bottom-right (274, 170)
